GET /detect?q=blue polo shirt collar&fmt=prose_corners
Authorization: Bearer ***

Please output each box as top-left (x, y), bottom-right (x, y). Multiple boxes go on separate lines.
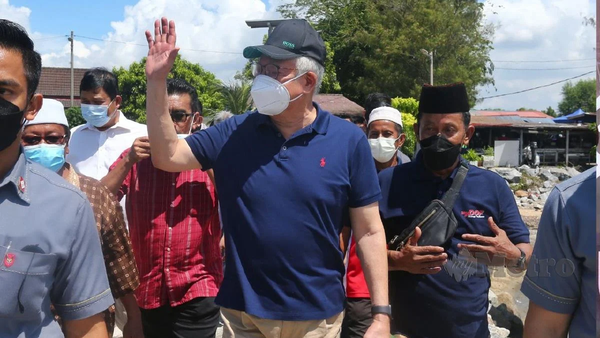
top-left (255, 102), bottom-right (329, 136)
top-left (0, 148), bottom-right (31, 203)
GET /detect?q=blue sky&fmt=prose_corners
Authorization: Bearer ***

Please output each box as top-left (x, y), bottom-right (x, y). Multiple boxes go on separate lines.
top-left (12, 0), bottom-right (276, 37)
top-left (2, 0), bottom-right (596, 112)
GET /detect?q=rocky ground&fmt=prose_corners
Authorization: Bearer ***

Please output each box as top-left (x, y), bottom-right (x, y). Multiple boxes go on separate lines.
top-left (487, 207), bottom-right (540, 338)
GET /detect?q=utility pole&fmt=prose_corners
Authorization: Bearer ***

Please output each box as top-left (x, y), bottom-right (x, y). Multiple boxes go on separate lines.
top-left (68, 31), bottom-right (74, 107)
top-left (420, 49), bottom-right (434, 85)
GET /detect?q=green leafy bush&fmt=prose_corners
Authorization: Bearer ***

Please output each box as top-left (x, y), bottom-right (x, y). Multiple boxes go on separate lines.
top-left (463, 148), bottom-right (481, 162)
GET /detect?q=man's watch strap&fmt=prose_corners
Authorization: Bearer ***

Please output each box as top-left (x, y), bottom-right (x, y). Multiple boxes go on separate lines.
top-left (371, 305), bottom-right (392, 318)
top-left (515, 247), bottom-right (526, 269)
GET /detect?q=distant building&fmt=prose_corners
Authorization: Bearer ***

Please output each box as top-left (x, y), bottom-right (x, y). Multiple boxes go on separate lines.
top-left (314, 94), bottom-right (364, 116)
top-left (469, 110), bottom-right (595, 166)
top-left (37, 67), bottom-right (88, 108)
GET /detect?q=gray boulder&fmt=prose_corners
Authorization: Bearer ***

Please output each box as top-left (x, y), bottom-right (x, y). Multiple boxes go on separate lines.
top-left (542, 181), bottom-right (554, 189)
top-left (540, 171), bottom-right (558, 182)
top-left (549, 167), bottom-right (569, 177)
top-left (517, 165), bottom-right (537, 177)
top-left (494, 168), bottom-right (522, 184)
top-left (566, 167), bottom-right (581, 177)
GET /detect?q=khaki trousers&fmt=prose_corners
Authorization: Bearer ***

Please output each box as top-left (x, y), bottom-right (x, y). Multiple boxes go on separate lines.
top-left (221, 307), bottom-right (343, 338)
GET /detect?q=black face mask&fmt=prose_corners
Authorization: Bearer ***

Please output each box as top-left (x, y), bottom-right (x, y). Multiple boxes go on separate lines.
top-left (0, 97), bottom-right (25, 152)
top-left (419, 133), bottom-right (462, 171)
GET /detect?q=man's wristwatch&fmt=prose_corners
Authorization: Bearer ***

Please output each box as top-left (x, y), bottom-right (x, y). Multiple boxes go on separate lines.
top-left (511, 248), bottom-right (526, 269)
top-left (371, 305), bottom-right (392, 318)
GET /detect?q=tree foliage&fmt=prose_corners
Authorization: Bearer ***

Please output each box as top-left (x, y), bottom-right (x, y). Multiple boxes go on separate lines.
top-left (278, 0), bottom-right (495, 105)
top-left (220, 81), bottom-right (253, 115)
top-left (557, 79), bottom-right (596, 116)
top-left (65, 107), bottom-right (85, 129)
top-left (113, 55), bottom-right (224, 123)
top-left (391, 97), bottom-right (418, 157)
top-left (542, 106), bottom-right (557, 117)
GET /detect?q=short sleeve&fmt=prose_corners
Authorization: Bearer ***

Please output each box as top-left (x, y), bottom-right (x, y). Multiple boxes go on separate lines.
top-left (520, 187), bottom-right (580, 314)
top-left (348, 135), bottom-right (381, 208)
top-left (109, 149), bottom-right (132, 201)
top-left (496, 177), bottom-right (530, 244)
top-left (51, 200), bottom-right (114, 321)
top-left (185, 118), bottom-right (235, 171)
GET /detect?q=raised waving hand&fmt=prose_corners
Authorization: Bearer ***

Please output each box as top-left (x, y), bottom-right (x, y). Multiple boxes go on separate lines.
top-left (145, 17), bottom-right (179, 80)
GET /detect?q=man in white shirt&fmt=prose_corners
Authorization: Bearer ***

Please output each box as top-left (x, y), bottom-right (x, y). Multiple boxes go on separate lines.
top-left (67, 67), bottom-right (146, 337)
top-left (68, 68), bottom-right (146, 180)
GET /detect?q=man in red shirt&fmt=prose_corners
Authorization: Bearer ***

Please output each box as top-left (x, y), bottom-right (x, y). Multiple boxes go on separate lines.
top-left (102, 78), bottom-right (222, 338)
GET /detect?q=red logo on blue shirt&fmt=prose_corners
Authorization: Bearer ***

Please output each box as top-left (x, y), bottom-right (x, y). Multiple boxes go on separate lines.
top-left (4, 253), bottom-right (15, 268)
top-left (320, 158), bottom-right (326, 167)
top-left (461, 210), bottom-right (485, 219)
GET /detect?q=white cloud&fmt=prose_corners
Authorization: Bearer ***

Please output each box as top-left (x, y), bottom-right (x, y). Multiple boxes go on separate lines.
top-left (476, 0), bottom-right (595, 111)
top-left (1, 0), bottom-right (594, 112)
top-left (0, 0), bottom-right (31, 32)
top-left (1, 0), bottom-right (292, 81)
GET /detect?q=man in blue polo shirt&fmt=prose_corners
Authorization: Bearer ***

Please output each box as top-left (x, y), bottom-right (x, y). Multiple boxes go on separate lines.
top-left (520, 167), bottom-right (596, 338)
top-left (0, 19), bottom-right (113, 337)
top-left (379, 83), bottom-right (532, 338)
top-left (142, 18), bottom-right (390, 338)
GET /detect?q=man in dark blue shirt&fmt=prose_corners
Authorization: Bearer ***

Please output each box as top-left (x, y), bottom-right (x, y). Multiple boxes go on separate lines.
top-left (142, 17), bottom-right (391, 338)
top-left (379, 83), bottom-right (532, 338)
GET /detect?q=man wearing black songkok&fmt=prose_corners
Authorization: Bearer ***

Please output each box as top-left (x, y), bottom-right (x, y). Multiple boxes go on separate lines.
top-left (378, 83), bottom-right (532, 338)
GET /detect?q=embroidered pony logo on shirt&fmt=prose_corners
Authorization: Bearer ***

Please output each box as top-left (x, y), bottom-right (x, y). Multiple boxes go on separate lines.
top-left (320, 158), bottom-right (326, 167)
top-left (4, 253), bottom-right (15, 268)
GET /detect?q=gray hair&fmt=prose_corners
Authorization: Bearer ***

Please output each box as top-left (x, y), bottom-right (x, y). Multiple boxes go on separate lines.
top-left (295, 56), bottom-right (324, 95)
top-left (211, 110), bottom-right (234, 126)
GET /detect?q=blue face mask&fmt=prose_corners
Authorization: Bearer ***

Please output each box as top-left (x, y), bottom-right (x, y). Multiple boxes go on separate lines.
top-left (24, 144), bottom-right (66, 172)
top-left (81, 100), bottom-right (116, 127)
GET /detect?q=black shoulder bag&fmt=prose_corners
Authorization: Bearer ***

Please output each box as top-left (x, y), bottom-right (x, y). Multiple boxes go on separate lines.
top-left (388, 160), bottom-right (469, 250)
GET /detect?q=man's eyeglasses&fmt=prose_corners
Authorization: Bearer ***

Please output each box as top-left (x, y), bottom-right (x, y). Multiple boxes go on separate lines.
top-left (22, 135), bottom-right (66, 146)
top-left (251, 62), bottom-right (297, 80)
top-left (170, 112), bottom-right (193, 123)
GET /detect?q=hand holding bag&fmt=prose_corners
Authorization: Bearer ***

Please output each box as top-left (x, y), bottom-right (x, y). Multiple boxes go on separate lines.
top-left (388, 160), bottom-right (469, 250)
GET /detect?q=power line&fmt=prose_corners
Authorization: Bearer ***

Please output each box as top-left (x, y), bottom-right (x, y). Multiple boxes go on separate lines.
top-left (493, 58), bottom-right (595, 63)
top-left (74, 35), bottom-right (242, 55)
top-left (480, 71), bottom-right (594, 100)
top-left (495, 65), bottom-right (594, 71)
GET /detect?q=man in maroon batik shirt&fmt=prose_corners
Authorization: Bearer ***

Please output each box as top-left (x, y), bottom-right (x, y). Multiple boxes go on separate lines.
top-left (102, 78), bottom-right (222, 338)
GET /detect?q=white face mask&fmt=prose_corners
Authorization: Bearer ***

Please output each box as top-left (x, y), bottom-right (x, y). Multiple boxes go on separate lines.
top-left (250, 73), bottom-right (306, 116)
top-left (368, 137), bottom-right (399, 163)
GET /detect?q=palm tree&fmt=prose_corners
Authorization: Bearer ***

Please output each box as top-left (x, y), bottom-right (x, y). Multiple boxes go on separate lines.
top-left (220, 81), bottom-right (253, 115)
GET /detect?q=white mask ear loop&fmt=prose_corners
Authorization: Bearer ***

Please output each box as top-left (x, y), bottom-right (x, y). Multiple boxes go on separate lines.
top-left (283, 72), bottom-right (308, 103)
top-left (188, 113), bottom-right (196, 134)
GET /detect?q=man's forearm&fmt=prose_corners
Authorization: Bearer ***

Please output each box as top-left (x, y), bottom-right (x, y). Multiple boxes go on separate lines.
top-left (120, 292), bottom-right (141, 321)
top-left (146, 79), bottom-right (178, 171)
top-left (356, 228), bottom-right (389, 306)
top-left (63, 313), bottom-right (108, 338)
top-left (523, 302), bottom-right (570, 338)
top-left (100, 158), bottom-right (133, 197)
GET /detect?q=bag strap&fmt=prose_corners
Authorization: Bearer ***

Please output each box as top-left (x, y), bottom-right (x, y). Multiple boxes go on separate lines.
top-left (440, 159), bottom-right (469, 211)
top-left (387, 159), bottom-right (470, 250)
